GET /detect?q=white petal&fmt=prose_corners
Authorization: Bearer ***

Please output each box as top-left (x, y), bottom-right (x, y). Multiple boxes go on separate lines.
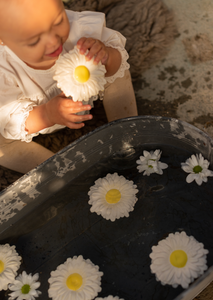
top-left (195, 176), bottom-right (203, 186)
top-left (186, 173), bottom-right (196, 183)
top-left (158, 162), bottom-right (168, 170)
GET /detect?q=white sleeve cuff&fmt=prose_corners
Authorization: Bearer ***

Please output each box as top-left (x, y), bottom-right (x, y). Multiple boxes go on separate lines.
top-left (1, 101), bottom-right (39, 143)
top-left (20, 104), bottom-right (39, 142)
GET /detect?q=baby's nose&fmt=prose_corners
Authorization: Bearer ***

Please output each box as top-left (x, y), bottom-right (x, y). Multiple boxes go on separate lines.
top-left (47, 30), bottom-right (60, 45)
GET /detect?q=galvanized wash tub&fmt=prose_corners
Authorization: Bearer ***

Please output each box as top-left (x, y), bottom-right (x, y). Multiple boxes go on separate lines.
top-left (0, 116), bottom-right (213, 300)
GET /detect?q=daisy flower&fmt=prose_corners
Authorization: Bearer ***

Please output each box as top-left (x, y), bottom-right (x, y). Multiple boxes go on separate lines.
top-left (48, 255), bottom-right (103, 300)
top-left (53, 46), bottom-right (106, 102)
top-left (88, 173), bottom-right (138, 222)
top-left (181, 153), bottom-right (213, 185)
top-left (8, 271), bottom-right (41, 300)
top-left (0, 244), bottom-right (21, 291)
top-left (95, 296), bottom-right (124, 300)
top-left (150, 231), bottom-right (209, 289)
top-left (136, 149), bottom-right (168, 176)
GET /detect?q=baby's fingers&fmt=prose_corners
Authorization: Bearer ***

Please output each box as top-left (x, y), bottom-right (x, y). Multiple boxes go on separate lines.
top-left (66, 122), bottom-right (85, 129)
top-left (77, 37), bottom-right (96, 55)
top-left (93, 48), bottom-right (108, 65)
top-left (71, 113), bottom-right (93, 123)
top-left (69, 104), bottom-right (92, 114)
top-left (66, 113), bottom-right (93, 129)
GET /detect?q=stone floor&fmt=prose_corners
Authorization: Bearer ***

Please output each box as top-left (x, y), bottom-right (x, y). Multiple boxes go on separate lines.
top-left (134, 0), bottom-right (213, 138)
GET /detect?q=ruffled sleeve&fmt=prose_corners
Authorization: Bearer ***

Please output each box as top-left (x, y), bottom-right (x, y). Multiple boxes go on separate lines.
top-left (101, 27), bottom-right (130, 83)
top-left (66, 10), bottom-right (130, 84)
top-left (0, 100), bottom-right (38, 142)
top-left (0, 64), bottom-right (38, 142)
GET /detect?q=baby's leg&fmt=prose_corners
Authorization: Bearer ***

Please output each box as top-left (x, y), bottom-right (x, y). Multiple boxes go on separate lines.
top-left (0, 134), bottom-right (54, 174)
top-left (103, 69), bottom-right (138, 122)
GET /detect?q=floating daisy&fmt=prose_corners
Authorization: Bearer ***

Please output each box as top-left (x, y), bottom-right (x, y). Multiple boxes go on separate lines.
top-left (136, 149), bottom-right (168, 176)
top-left (150, 231), bottom-right (209, 289)
top-left (54, 46), bottom-right (107, 102)
top-left (8, 271), bottom-right (41, 300)
top-left (88, 173), bottom-right (138, 222)
top-left (0, 244), bottom-right (21, 291)
top-left (48, 255), bottom-right (103, 300)
top-left (95, 296), bottom-right (124, 300)
top-left (181, 153), bottom-right (213, 185)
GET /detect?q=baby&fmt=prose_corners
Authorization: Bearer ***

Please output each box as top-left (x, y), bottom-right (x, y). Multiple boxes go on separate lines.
top-left (0, 0), bottom-right (138, 173)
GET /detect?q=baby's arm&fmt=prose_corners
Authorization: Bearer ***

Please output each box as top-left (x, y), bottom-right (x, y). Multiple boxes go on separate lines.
top-left (25, 93), bottom-right (92, 134)
top-left (77, 37), bottom-right (121, 77)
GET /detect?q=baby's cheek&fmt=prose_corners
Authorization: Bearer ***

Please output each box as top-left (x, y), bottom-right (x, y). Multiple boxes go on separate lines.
top-left (61, 17), bottom-right (70, 42)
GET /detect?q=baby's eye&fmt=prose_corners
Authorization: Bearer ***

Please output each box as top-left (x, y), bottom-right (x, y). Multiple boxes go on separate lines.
top-left (28, 38), bottom-right (40, 47)
top-left (54, 16), bottom-right (63, 26)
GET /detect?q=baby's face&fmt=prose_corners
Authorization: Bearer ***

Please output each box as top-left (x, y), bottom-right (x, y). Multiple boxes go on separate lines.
top-left (0, 0), bottom-right (70, 69)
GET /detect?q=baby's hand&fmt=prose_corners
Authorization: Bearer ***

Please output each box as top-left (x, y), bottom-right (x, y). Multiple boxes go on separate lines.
top-left (76, 37), bottom-right (109, 65)
top-left (45, 93), bottom-right (93, 129)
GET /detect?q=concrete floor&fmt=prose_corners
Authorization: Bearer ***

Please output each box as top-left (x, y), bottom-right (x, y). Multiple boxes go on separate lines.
top-left (135, 0), bottom-right (213, 138)
top-left (134, 1), bottom-right (213, 299)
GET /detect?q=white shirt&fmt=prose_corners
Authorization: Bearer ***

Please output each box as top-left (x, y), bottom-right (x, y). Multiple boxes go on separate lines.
top-left (0, 10), bottom-right (129, 142)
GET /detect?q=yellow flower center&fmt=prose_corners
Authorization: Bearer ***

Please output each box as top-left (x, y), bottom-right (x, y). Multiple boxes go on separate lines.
top-left (0, 260), bottom-right (4, 273)
top-left (193, 165), bottom-right (202, 173)
top-left (74, 65), bottom-right (90, 83)
top-left (66, 273), bottom-right (83, 291)
top-left (105, 189), bottom-right (121, 204)
top-left (21, 284), bottom-right (31, 294)
top-left (170, 250), bottom-right (188, 268)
